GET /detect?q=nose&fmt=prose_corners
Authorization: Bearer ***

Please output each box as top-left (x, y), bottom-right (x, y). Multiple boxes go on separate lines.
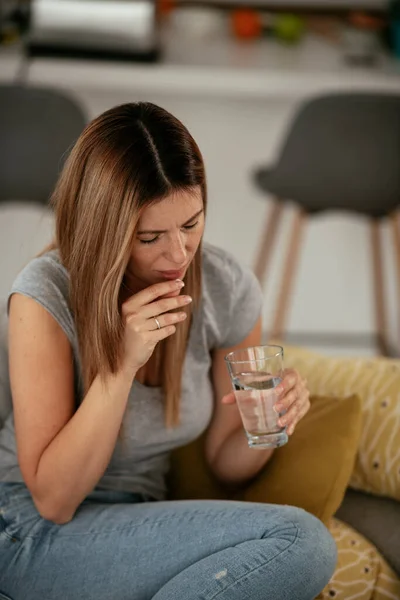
top-left (166, 232), bottom-right (188, 266)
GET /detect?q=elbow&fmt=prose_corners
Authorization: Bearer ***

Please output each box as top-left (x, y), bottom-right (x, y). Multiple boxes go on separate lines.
top-left (33, 495), bottom-right (75, 525)
top-left (210, 465), bottom-right (247, 490)
top-left (207, 454), bottom-right (245, 489)
top-left (24, 469), bottom-right (76, 525)
top-left (44, 510), bottom-right (73, 526)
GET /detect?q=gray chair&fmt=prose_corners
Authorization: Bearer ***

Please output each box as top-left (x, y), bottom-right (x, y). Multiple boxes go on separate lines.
top-left (253, 93), bottom-right (400, 356)
top-left (0, 84), bottom-right (87, 206)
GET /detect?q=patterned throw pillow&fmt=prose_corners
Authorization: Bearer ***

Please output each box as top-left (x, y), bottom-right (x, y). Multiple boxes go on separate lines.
top-left (283, 345), bottom-right (400, 501)
top-left (317, 518), bottom-right (400, 600)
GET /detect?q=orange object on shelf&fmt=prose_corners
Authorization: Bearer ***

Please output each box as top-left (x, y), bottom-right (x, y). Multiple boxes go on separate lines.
top-left (158, 0), bottom-right (176, 17)
top-left (348, 11), bottom-right (385, 30)
top-left (231, 9), bottom-right (262, 40)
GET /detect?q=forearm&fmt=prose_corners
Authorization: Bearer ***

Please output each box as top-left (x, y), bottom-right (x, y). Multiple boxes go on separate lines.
top-left (211, 427), bottom-right (274, 487)
top-left (32, 366), bottom-right (135, 523)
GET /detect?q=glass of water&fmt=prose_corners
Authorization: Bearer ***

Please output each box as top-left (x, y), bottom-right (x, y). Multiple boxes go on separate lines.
top-left (225, 345), bottom-right (288, 449)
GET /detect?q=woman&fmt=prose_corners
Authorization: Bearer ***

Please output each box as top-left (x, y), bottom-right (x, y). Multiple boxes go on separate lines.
top-left (0, 103), bottom-right (336, 600)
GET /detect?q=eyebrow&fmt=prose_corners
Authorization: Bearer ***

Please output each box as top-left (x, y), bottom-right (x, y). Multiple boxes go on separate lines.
top-left (137, 208), bottom-right (204, 235)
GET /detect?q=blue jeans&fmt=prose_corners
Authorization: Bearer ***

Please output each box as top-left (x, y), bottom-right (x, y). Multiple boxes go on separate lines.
top-left (0, 482), bottom-right (337, 600)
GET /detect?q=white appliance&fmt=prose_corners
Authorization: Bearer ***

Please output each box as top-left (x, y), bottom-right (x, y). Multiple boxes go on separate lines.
top-left (28, 0), bottom-right (159, 61)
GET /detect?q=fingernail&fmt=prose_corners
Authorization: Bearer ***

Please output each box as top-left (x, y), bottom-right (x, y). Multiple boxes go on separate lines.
top-left (278, 418), bottom-right (286, 427)
top-left (274, 403), bottom-right (283, 412)
top-left (183, 296), bottom-right (192, 304)
top-left (175, 279), bottom-right (185, 287)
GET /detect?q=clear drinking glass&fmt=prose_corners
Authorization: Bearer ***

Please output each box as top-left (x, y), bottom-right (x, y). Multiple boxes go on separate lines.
top-left (225, 345), bottom-right (288, 449)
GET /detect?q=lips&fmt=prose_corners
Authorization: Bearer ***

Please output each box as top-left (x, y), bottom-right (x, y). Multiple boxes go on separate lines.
top-left (158, 267), bottom-right (187, 280)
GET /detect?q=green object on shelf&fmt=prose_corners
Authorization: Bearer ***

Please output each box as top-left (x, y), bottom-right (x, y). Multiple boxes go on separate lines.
top-left (274, 14), bottom-right (305, 44)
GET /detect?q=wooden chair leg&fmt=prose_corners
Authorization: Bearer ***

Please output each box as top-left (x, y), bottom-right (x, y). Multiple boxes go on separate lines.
top-left (370, 219), bottom-right (389, 356)
top-left (253, 200), bottom-right (284, 287)
top-left (390, 211), bottom-right (400, 354)
top-left (270, 209), bottom-right (307, 341)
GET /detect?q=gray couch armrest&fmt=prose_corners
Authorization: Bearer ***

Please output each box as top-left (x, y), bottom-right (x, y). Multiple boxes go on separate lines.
top-left (336, 488), bottom-right (400, 576)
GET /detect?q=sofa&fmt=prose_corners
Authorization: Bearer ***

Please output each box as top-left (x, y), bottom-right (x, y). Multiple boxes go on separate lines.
top-left (0, 303), bottom-right (399, 599)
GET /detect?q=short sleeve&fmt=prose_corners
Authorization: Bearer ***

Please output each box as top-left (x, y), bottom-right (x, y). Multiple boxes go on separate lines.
top-left (7, 252), bottom-right (76, 349)
top-left (201, 244), bottom-right (263, 350)
top-left (219, 259), bottom-right (263, 348)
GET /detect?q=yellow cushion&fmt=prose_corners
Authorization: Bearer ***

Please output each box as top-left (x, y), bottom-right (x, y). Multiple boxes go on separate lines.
top-left (282, 345), bottom-right (400, 501)
top-left (316, 518), bottom-right (400, 599)
top-left (239, 394), bottom-right (362, 524)
top-left (169, 394), bottom-right (363, 526)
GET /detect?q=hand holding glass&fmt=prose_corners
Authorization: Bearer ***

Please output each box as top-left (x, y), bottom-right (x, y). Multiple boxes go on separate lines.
top-left (225, 345), bottom-right (288, 449)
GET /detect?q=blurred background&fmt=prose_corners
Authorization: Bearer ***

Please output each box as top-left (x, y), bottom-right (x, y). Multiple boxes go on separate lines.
top-left (1, 0), bottom-right (400, 357)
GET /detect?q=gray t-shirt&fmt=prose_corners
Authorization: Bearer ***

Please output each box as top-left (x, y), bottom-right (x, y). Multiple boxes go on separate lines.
top-left (0, 243), bottom-right (262, 499)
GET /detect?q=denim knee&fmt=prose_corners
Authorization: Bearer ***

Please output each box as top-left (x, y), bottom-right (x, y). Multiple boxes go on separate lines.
top-left (282, 506), bottom-right (337, 589)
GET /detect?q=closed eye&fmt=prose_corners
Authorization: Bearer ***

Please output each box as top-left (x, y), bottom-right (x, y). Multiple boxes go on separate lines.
top-left (139, 237), bottom-right (158, 244)
top-left (139, 221), bottom-right (199, 245)
top-left (183, 221), bottom-right (198, 230)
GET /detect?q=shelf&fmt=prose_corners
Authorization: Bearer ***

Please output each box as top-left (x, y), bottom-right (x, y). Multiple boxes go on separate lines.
top-left (24, 33), bottom-right (400, 99)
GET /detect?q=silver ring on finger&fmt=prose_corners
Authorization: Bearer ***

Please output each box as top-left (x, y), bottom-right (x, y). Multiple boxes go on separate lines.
top-left (154, 317), bottom-right (161, 330)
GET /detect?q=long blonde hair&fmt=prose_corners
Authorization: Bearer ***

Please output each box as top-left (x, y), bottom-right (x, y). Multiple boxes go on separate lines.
top-left (49, 102), bottom-right (206, 426)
